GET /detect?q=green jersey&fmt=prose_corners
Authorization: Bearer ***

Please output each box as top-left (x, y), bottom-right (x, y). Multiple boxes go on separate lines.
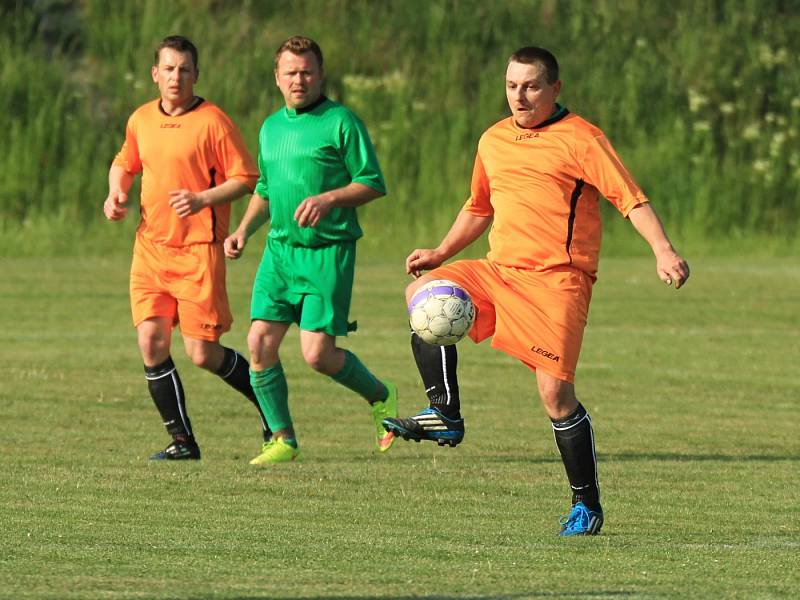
top-left (254, 96), bottom-right (386, 247)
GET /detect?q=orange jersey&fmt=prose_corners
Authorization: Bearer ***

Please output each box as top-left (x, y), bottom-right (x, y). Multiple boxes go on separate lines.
top-left (464, 108), bottom-right (648, 278)
top-left (113, 99), bottom-right (258, 246)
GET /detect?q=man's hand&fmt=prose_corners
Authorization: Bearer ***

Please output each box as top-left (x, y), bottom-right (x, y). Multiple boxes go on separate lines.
top-left (224, 230), bottom-right (247, 259)
top-left (655, 249), bottom-right (690, 289)
top-left (103, 190), bottom-right (128, 221)
top-left (406, 248), bottom-right (445, 278)
top-left (294, 193), bottom-right (332, 227)
top-left (169, 189), bottom-right (207, 218)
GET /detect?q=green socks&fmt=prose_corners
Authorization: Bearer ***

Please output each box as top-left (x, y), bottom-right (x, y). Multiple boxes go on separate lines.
top-left (250, 363), bottom-right (292, 432)
top-left (331, 350), bottom-right (386, 403)
top-left (250, 352), bottom-right (384, 436)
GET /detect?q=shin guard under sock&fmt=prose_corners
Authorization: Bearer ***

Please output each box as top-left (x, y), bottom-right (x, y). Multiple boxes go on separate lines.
top-left (551, 402), bottom-right (600, 511)
top-left (411, 332), bottom-right (460, 419)
top-left (250, 363), bottom-right (292, 433)
top-left (331, 350), bottom-right (385, 403)
top-left (217, 347), bottom-right (272, 440)
top-left (144, 357), bottom-right (193, 440)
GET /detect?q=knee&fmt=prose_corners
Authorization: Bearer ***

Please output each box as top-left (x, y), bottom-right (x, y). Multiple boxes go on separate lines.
top-left (186, 345), bottom-right (215, 370)
top-left (138, 332), bottom-right (169, 364)
top-left (248, 329), bottom-right (277, 368)
top-left (247, 329), bottom-right (264, 358)
top-left (405, 279), bottom-right (426, 305)
top-left (538, 378), bottom-right (578, 420)
top-left (301, 345), bottom-right (329, 374)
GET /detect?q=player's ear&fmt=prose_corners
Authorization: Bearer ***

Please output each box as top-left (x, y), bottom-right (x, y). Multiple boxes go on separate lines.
top-left (151, 64), bottom-right (158, 83)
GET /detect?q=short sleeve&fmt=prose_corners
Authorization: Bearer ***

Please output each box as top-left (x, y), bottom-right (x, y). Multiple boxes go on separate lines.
top-left (214, 121), bottom-right (258, 191)
top-left (111, 116), bottom-right (142, 174)
top-left (580, 132), bottom-right (648, 217)
top-left (254, 120), bottom-right (270, 199)
top-left (340, 113), bottom-right (386, 194)
top-left (462, 152), bottom-right (493, 216)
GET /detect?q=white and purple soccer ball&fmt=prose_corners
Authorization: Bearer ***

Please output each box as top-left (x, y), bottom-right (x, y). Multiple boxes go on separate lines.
top-left (408, 279), bottom-right (475, 346)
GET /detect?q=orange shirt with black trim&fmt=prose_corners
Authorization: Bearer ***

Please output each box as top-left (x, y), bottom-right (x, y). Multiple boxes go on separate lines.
top-left (113, 98), bottom-right (258, 247)
top-left (464, 107), bottom-right (647, 279)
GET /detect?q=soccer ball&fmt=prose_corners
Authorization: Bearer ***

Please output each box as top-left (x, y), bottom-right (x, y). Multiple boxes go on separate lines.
top-left (408, 279), bottom-right (475, 346)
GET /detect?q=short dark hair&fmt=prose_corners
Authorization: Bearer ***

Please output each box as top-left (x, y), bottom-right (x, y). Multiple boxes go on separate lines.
top-left (154, 35), bottom-right (198, 70)
top-left (274, 36), bottom-right (323, 71)
top-left (509, 46), bottom-right (559, 84)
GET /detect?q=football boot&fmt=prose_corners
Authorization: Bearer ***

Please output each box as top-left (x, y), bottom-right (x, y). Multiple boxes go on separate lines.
top-left (558, 501), bottom-right (604, 537)
top-left (382, 407), bottom-right (464, 447)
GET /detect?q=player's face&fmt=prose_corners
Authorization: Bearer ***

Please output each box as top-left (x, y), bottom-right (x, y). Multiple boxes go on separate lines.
top-left (274, 51), bottom-right (324, 109)
top-left (505, 61), bottom-right (561, 129)
top-left (151, 48), bottom-right (198, 107)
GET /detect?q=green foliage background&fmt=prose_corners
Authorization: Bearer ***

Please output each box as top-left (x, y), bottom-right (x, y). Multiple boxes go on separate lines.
top-left (2, 0), bottom-right (799, 255)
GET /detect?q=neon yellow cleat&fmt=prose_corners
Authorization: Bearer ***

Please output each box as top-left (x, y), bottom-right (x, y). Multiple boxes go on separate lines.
top-left (371, 380), bottom-right (398, 452)
top-left (248, 437), bottom-right (300, 465)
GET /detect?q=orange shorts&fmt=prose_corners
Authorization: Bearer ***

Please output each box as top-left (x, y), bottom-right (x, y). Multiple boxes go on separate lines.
top-left (130, 234), bottom-right (232, 341)
top-left (428, 259), bottom-right (593, 382)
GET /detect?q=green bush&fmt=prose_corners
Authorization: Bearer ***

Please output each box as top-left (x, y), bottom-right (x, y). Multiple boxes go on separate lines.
top-left (1, 0), bottom-right (798, 255)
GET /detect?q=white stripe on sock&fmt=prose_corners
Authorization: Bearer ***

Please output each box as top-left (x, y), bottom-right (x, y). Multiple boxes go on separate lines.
top-left (172, 371), bottom-right (192, 436)
top-left (220, 351), bottom-right (240, 380)
top-left (551, 411), bottom-right (589, 431)
top-left (145, 367), bottom-right (176, 381)
top-left (440, 346), bottom-right (451, 405)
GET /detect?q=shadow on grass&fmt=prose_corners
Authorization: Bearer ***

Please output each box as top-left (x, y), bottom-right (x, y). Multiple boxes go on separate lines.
top-left (183, 593), bottom-right (640, 600)
top-left (603, 452), bottom-right (799, 463)
top-left (354, 452), bottom-right (798, 466)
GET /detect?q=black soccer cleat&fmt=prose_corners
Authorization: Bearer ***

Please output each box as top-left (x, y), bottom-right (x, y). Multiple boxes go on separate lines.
top-left (149, 439), bottom-right (201, 461)
top-left (382, 407), bottom-right (464, 447)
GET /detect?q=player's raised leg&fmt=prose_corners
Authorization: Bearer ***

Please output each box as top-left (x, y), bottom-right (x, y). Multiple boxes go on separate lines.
top-left (139, 318), bottom-right (201, 460)
top-left (383, 276), bottom-right (465, 446)
top-left (537, 371), bottom-right (603, 536)
top-left (300, 330), bottom-right (398, 452)
top-left (382, 332), bottom-right (464, 446)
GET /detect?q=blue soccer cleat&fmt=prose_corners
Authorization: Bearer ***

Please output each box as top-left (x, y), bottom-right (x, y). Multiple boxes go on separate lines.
top-left (559, 501), bottom-right (604, 537)
top-left (382, 407), bottom-right (464, 447)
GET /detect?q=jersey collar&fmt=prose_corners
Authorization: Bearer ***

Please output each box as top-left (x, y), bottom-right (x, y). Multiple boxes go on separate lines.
top-left (285, 95), bottom-right (328, 117)
top-left (536, 104), bottom-right (569, 128)
top-left (513, 103), bottom-right (570, 130)
top-left (158, 96), bottom-right (205, 117)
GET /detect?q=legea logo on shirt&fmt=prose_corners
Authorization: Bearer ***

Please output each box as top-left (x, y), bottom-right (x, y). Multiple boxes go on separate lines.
top-left (160, 123), bottom-right (181, 129)
top-left (515, 132), bottom-right (540, 141)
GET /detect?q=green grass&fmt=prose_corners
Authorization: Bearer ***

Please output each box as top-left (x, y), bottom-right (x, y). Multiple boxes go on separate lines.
top-left (1, 252), bottom-right (798, 599)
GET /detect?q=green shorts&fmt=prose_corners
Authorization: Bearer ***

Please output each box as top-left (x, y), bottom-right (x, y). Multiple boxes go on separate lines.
top-left (251, 237), bottom-right (357, 336)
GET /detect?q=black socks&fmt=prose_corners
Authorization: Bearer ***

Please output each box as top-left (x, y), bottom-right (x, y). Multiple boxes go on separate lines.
top-left (145, 356), bottom-right (193, 440)
top-left (551, 402), bottom-right (601, 511)
top-left (217, 347), bottom-right (272, 441)
top-left (411, 332), bottom-right (461, 419)
top-left (145, 349), bottom-right (273, 443)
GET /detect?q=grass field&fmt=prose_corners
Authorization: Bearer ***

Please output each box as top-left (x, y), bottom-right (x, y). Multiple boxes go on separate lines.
top-left (1, 252), bottom-right (798, 599)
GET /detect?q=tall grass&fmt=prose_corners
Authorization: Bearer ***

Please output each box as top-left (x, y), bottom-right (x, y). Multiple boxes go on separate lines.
top-left (1, 0), bottom-right (799, 256)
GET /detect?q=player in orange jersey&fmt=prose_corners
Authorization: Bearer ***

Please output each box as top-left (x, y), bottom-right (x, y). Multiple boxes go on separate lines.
top-left (384, 46), bottom-right (689, 536)
top-left (103, 35), bottom-right (271, 460)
